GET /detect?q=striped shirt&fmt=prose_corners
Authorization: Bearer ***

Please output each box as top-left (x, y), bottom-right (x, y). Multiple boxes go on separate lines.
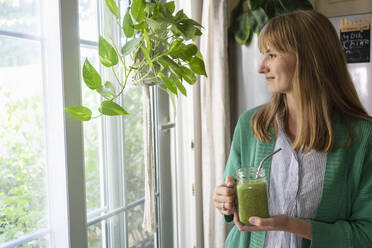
top-left (264, 128), bottom-right (327, 248)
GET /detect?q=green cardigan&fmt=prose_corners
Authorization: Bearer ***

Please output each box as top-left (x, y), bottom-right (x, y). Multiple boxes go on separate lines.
top-left (224, 107), bottom-right (372, 248)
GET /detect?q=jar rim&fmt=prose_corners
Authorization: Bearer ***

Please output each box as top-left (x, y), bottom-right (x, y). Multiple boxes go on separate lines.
top-left (237, 167), bottom-right (265, 180)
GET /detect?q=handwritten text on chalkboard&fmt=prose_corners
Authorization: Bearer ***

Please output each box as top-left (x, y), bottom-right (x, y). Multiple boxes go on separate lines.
top-left (340, 17), bottom-right (371, 63)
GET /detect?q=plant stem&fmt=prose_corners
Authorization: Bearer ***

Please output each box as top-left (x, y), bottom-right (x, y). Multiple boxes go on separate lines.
top-left (91, 114), bottom-right (103, 119)
top-left (114, 67), bottom-right (133, 100)
top-left (111, 67), bottom-right (123, 87)
top-left (109, 36), bottom-right (127, 76)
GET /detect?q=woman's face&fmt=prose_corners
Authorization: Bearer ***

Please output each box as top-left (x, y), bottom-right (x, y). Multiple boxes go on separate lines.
top-left (258, 47), bottom-right (297, 94)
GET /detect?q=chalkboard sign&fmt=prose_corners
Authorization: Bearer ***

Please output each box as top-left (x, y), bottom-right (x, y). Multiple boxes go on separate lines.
top-left (340, 29), bottom-right (370, 63)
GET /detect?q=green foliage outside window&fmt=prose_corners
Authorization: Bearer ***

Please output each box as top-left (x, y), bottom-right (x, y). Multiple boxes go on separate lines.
top-left (0, 93), bottom-right (48, 247)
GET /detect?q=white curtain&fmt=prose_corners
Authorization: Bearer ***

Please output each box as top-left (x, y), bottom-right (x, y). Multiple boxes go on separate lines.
top-left (142, 85), bottom-right (156, 233)
top-left (199, 0), bottom-right (231, 247)
top-left (174, 0), bottom-right (231, 247)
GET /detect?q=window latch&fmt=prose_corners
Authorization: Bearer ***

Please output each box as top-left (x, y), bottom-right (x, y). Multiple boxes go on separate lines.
top-left (160, 122), bottom-right (175, 131)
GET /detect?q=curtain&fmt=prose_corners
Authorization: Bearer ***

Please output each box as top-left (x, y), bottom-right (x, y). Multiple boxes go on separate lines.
top-left (142, 85), bottom-right (156, 233)
top-left (174, 0), bottom-right (231, 247)
top-left (199, 0), bottom-right (231, 247)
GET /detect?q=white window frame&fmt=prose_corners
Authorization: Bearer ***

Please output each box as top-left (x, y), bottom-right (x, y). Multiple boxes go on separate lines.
top-left (0, 0), bottom-right (174, 247)
top-left (42, 0), bottom-right (87, 246)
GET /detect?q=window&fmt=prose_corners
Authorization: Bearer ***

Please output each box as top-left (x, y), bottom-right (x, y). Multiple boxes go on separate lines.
top-left (0, 0), bottom-right (173, 247)
top-left (0, 0), bottom-right (49, 246)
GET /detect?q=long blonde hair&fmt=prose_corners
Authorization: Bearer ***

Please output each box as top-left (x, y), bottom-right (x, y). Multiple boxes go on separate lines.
top-left (252, 10), bottom-right (372, 153)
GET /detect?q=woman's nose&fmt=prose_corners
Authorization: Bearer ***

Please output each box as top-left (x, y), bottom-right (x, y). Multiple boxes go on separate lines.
top-left (258, 62), bottom-right (269, 74)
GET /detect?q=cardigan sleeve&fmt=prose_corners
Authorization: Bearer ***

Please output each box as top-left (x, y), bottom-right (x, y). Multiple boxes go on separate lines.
top-left (309, 133), bottom-right (372, 248)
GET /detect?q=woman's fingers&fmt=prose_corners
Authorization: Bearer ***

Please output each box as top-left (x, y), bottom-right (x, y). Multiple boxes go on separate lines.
top-left (214, 185), bottom-right (235, 196)
top-left (213, 195), bottom-right (235, 213)
top-left (233, 209), bottom-right (292, 232)
top-left (213, 184), bottom-right (236, 214)
top-left (213, 176), bottom-right (236, 215)
top-left (213, 194), bottom-right (235, 204)
top-left (233, 209), bottom-right (265, 231)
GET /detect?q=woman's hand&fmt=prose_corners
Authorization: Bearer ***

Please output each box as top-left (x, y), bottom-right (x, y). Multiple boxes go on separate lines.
top-left (213, 175), bottom-right (236, 215)
top-left (233, 209), bottom-right (312, 240)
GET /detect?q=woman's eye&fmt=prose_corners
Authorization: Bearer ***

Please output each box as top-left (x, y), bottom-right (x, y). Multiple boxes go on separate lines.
top-left (268, 54), bottom-right (276, 59)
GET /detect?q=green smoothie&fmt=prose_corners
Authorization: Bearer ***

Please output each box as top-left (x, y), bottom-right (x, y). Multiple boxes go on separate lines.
top-left (237, 176), bottom-right (269, 225)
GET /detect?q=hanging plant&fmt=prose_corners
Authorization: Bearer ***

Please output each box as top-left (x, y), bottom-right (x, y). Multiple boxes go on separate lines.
top-left (66, 0), bottom-right (207, 121)
top-left (230, 0), bottom-right (313, 45)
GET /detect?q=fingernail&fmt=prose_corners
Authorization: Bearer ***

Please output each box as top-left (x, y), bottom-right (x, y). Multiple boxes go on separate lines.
top-left (249, 217), bottom-right (257, 224)
top-left (227, 182), bottom-right (232, 186)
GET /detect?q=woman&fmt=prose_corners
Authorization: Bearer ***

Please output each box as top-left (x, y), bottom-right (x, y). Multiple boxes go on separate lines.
top-left (213, 10), bottom-right (372, 247)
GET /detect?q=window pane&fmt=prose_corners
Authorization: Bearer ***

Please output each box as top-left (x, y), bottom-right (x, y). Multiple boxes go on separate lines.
top-left (0, 37), bottom-right (48, 243)
top-left (0, 0), bottom-right (40, 36)
top-left (128, 204), bottom-right (154, 248)
top-left (21, 235), bottom-right (49, 248)
top-left (124, 86), bottom-right (145, 203)
top-left (88, 222), bottom-right (104, 248)
top-left (0, 35), bottom-right (40, 67)
top-left (79, 0), bottom-right (98, 41)
top-left (80, 47), bottom-right (102, 213)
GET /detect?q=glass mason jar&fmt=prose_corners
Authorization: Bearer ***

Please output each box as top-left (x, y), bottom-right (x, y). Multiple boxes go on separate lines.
top-left (236, 167), bottom-right (270, 225)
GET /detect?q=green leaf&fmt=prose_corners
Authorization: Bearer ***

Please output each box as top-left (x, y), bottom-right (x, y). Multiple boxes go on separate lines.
top-left (153, 14), bottom-right (175, 25)
top-left (65, 106), bottom-right (92, 121)
top-left (159, 3), bottom-right (172, 18)
top-left (83, 59), bottom-right (102, 90)
top-left (172, 23), bottom-right (196, 40)
top-left (195, 50), bottom-right (203, 60)
top-left (168, 40), bottom-right (182, 53)
top-left (230, 0), bottom-right (244, 26)
top-left (184, 44), bottom-right (198, 59)
top-left (168, 41), bottom-right (198, 61)
top-left (141, 46), bottom-right (153, 70)
top-left (131, 0), bottom-right (146, 22)
top-left (157, 56), bottom-right (170, 69)
top-left (143, 29), bottom-right (151, 52)
top-left (193, 28), bottom-right (202, 39)
top-left (233, 13), bottom-right (253, 45)
top-left (168, 40), bottom-right (187, 59)
top-left (159, 71), bottom-right (177, 95)
top-left (146, 17), bottom-right (162, 32)
top-left (263, 0), bottom-right (276, 18)
top-left (181, 18), bottom-right (203, 28)
top-left (189, 57), bottom-right (207, 76)
top-left (171, 74), bottom-right (186, 96)
top-left (248, 14), bottom-right (258, 34)
top-left (251, 8), bottom-right (268, 34)
top-left (247, 0), bottom-right (265, 10)
top-left (105, 0), bottom-right (120, 19)
top-left (99, 36), bottom-right (118, 67)
top-left (158, 56), bottom-right (184, 79)
top-left (96, 81), bottom-right (116, 99)
top-left (174, 10), bottom-right (185, 22)
top-left (99, 101), bottom-right (128, 116)
top-left (123, 12), bottom-right (134, 38)
top-left (104, 81), bottom-right (116, 94)
top-left (145, 2), bottom-right (156, 16)
top-left (164, 1), bottom-right (175, 14)
top-left (180, 66), bottom-right (197, 85)
top-left (134, 21), bottom-right (148, 30)
top-left (273, 0), bottom-right (286, 15)
top-left (279, 0), bottom-right (313, 11)
top-left (121, 38), bottom-right (141, 57)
